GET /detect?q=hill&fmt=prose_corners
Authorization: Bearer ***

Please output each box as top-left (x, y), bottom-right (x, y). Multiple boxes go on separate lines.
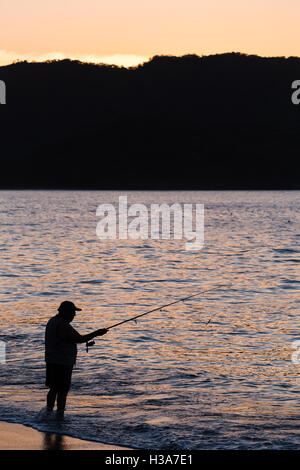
top-left (0, 53), bottom-right (300, 189)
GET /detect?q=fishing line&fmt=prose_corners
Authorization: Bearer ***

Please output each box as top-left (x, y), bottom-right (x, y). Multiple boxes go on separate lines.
top-left (105, 284), bottom-right (230, 330)
top-left (85, 284), bottom-right (229, 351)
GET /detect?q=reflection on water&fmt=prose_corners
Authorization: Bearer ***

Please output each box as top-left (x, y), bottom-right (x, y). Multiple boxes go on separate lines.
top-left (0, 190), bottom-right (299, 449)
top-left (43, 432), bottom-right (64, 450)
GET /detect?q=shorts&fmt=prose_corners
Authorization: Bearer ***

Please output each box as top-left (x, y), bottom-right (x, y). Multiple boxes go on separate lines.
top-left (45, 363), bottom-right (73, 392)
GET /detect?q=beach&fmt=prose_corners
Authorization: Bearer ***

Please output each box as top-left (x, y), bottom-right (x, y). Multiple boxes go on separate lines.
top-left (0, 421), bottom-right (131, 450)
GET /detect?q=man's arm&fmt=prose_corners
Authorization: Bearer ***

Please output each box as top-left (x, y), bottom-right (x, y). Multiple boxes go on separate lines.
top-left (58, 322), bottom-right (108, 344)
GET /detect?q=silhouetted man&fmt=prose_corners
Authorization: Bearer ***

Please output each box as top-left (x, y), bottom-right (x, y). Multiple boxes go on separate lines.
top-left (45, 300), bottom-right (108, 420)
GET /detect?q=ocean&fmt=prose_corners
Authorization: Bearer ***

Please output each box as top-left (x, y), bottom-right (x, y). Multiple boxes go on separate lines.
top-left (0, 190), bottom-right (299, 449)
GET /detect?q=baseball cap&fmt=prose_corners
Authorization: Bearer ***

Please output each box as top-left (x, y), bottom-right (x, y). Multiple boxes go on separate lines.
top-left (58, 301), bottom-right (82, 312)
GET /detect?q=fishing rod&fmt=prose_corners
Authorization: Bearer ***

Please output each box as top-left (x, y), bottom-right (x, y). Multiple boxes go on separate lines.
top-left (106, 284), bottom-right (227, 330)
top-left (85, 284), bottom-right (228, 351)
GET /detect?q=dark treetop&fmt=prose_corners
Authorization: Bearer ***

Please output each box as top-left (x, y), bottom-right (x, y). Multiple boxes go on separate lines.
top-left (0, 53), bottom-right (299, 189)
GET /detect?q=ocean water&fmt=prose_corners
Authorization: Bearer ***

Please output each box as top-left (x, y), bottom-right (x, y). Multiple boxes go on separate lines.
top-left (0, 190), bottom-right (299, 450)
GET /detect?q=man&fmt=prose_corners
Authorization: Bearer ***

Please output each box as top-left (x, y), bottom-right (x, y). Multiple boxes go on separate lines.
top-left (45, 300), bottom-right (108, 420)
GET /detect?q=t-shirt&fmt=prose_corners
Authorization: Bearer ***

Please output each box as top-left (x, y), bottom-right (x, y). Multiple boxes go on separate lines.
top-left (45, 315), bottom-right (78, 366)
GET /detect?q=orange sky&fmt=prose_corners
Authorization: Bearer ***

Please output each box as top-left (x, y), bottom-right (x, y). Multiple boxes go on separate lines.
top-left (1, 0), bottom-right (300, 67)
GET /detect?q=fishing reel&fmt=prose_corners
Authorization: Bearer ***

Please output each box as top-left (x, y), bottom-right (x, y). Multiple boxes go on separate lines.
top-left (86, 341), bottom-right (95, 352)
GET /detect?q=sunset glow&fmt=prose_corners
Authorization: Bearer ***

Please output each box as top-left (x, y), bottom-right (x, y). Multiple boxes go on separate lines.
top-left (1, 0), bottom-right (300, 67)
top-left (0, 51), bottom-right (148, 68)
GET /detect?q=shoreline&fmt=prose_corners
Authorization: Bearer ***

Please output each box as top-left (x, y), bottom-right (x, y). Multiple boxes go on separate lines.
top-left (0, 421), bottom-right (132, 450)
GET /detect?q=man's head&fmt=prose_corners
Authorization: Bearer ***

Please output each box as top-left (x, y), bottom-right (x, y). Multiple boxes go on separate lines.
top-left (57, 301), bottom-right (82, 323)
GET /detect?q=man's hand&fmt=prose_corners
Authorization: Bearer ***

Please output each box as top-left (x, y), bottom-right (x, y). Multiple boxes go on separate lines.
top-left (96, 328), bottom-right (108, 336)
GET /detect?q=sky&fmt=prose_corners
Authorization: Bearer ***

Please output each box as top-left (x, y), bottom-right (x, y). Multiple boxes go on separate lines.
top-left (1, 0), bottom-right (300, 67)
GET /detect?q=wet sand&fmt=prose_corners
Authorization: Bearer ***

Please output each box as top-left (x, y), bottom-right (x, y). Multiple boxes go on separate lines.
top-left (0, 421), bottom-right (131, 450)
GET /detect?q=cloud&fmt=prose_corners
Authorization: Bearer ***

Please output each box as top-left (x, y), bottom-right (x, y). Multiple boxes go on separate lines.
top-left (0, 51), bottom-right (149, 68)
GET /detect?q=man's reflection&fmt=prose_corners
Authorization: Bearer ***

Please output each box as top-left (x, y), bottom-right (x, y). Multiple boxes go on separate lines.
top-left (43, 432), bottom-right (65, 450)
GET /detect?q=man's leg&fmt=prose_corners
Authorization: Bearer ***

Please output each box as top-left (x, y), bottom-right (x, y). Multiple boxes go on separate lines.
top-left (56, 365), bottom-right (73, 420)
top-left (47, 387), bottom-right (57, 412)
top-left (56, 389), bottom-right (68, 420)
